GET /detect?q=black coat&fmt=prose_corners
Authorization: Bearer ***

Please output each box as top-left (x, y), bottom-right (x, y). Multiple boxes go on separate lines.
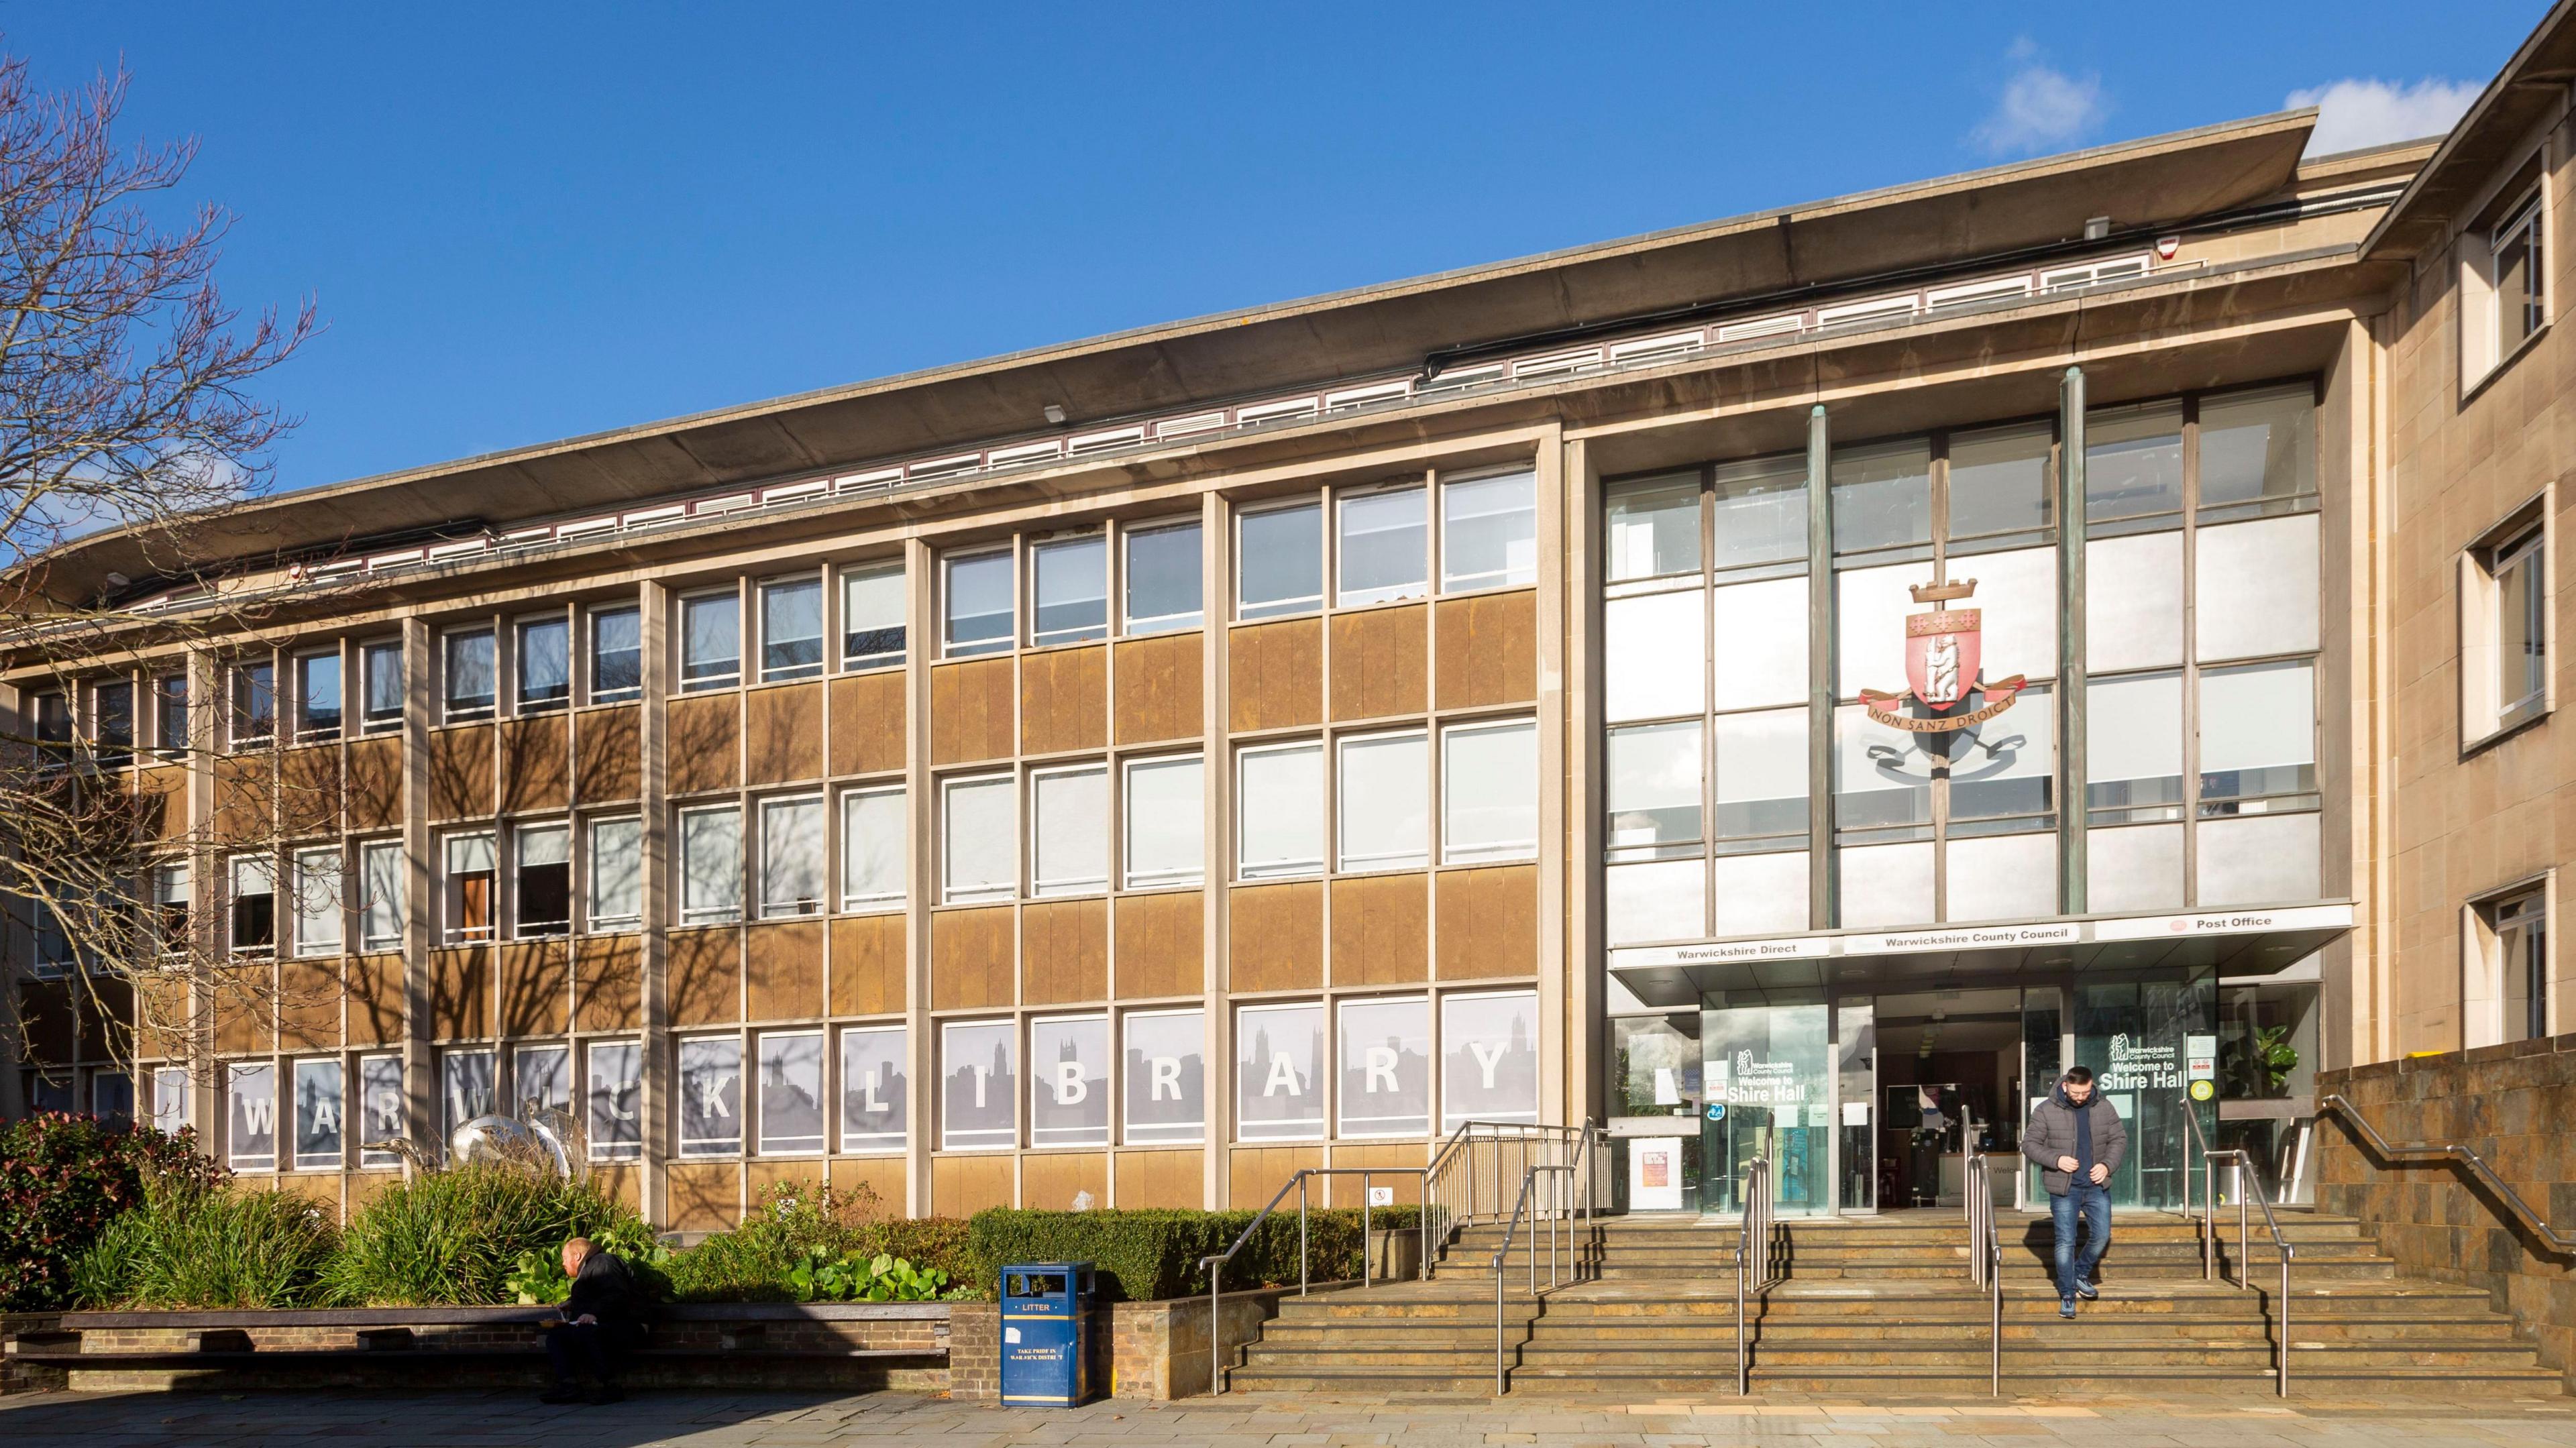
top-left (559, 1249), bottom-right (643, 1329)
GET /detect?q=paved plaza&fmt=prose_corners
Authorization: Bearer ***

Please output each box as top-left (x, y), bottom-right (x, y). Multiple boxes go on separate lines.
top-left (2, 1389), bottom-right (2573, 1448)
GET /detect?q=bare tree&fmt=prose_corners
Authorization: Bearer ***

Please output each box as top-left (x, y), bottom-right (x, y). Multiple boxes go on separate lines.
top-left (0, 48), bottom-right (319, 1121)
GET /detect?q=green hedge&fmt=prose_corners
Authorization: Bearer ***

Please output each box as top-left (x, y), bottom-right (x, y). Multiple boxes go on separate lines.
top-left (665, 1180), bottom-right (970, 1302)
top-left (965, 1206), bottom-right (1421, 1302)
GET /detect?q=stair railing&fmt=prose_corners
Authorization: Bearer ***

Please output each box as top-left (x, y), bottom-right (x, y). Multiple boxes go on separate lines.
top-left (1964, 1151), bottom-right (2002, 1395)
top-left (1197, 1165), bottom-right (1429, 1396)
top-left (2178, 1088), bottom-right (2294, 1396)
top-left (1421, 1121), bottom-right (1596, 1280)
top-left (1489, 1164), bottom-right (1544, 1394)
top-left (2178, 1092), bottom-right (2221, 1280)
top-left (2318, 1093), bottom-right (2576, 1254)
top-left (1735, 1154), bottom-right (1776, 1396)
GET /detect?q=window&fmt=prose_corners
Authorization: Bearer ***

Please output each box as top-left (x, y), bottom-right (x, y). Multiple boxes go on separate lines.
top-left (586, 1040), bottom-right (643, 1162)
top-left (1235, 1002), bottom-right (1323, 1141)
top-left (1238, 742), bottom-right (1322, 879)
top-left (291, 846), bottom-right (341, 958)
top-left (2490, 188), bottom-right (2547, 366)
top-left (1028, 1013), bottom-right (1108, 1148)
top-left (1337, 484), bottom-right (1426, 606)
top-left (1605, 474), bottom-right (1701, 582)
top-left (292, 1058), bottom-right (343, 1170)
top-left (839, 1025), bottom-right (908, 1153)
top-left (152, 673), bottom-right (188, 757)
top-left (1608, 720), bottom-right (1702, 858)
top-left (1711, 456), bottom-right (1808, 571)
top-left (677, 1036), bottom-right (742, 1157)
top-left (150, 862), bottom-right (189, 954)
top-left (231, 659), bottom-right (276, 744)
top-left (516, 823), bottom-right (571, 937)
top-left (942, 774), bottom-right (1016, 903)
top-left (2198, 386), bottom-right (2316, 522)
top-left (92, 1070), bottom-right (132, 1126)
top-left (359, 842), bottom-right (402, 952)
top-left (939, 1019), bottom-right (1016, 1150)
top-left (1945, 422), bottom-right (2052, 546)
top-left (1947, 683), bottom-right (2054, 831)
top-left (1713, 708), bottom-right (1808, 847)
top-left (294, 651), bottom-right (341, 740)
top-left (678, 806), bottom-right (744, 924)
top-left (590, 606), bottom-right (641, 702)
top-left (441, 1048), bottom-right (494, 1140)
top-left (2086, 672), bottom-right (2184, 823)
top-left (1030, 765), bottom-right (1108, 897)
top-left (442, 629), bottom-right (495, 721)
top-left (588, 818), bottom-right (641, 928)
top-left (759, 577), bottom-right (824, 681)
top-left (227, 1062), bottom-right (277, 1171)
top-left (1442, 719), bottom-right (1537, 864)
top-left (1029, 535), bottom-right (1108, 646)
top-left (358, 1054), bottom-right (403, 1167)
top-left (30, 689), bottom-right (69, 768)
top-left (361, 640), bottom-right (403, 731)
top-left (517, 616), bottom-right (570, 710)
top-left (229, 855), bottom-right (275, 954)
top-left (442, 832), bottom-right (496, 942)
top-left (514, 1043), bottom-right (572, 1118)
top-left (755, 1031), bottom-right (825, 1155)
top-left (757, 796), bottom-right (826, 917)
top-left (1238, 500), bottom-right (1322, 619)
top-left (1830, 441), bottom-right (1931, 554)
top-left (2198, 661), bottom-right (2316, 813)
top-left (840, 561), bottom-right (906, 669)
top-left (1441, 469), bottom-right (1536, 593)
top-left (2473, 522), bottom-right (2548, 736)
top-left (2494, 889), bottom-right (2549, 1044)
top-left (1442, 990), bottom-right (1540, 1129)
top-left (1122, 1008), bottom-right (1204, 1143)
top-left (29, 900), bottom-right (68, 977)
top-left (1123, 755), bottom-right (1203, 889)
top-left (680, 592), bottom-right (741, 691)
top-left (1337, 995), bottom-right (1430, 1137)
top-left (94, 679), bottom-right (134, 767)
top-left (2085, 402), bottom-right (2184, 525)
top-left (150, 1064), bottom-right (191, 1137)
top-left (943, 550), bottom-right (1013, 657)
top-left (1124, 520), bottom-right (1202, 634)
top-left (839, 787), bottom-right (906, 911)
top-left (1338, 730), bottom-right (1427, 872)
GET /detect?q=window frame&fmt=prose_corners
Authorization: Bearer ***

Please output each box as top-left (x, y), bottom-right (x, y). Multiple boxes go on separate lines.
top-left (2467, 879), bottom-right (2554, 1048)
top-left (1335, 727), bottom-right (1430, 874)
top-left (229, 658), bottom-right (276, 748)
top-left (1122, 516), bottom-right (1204, 636)
top-left (1027, 532), bottom-right (1110, 649)
top-left (757, 573), bottom-right (826, 683)
top-left (1438, 467), bottom-right (1538, 596)
top-left (290, 844), bottom-right (343, 959)
top-left (677, 803), bottom-right (746, 925)
top-left (515, 613), bottom-right (572, 712)
top-left (1235, 496), bottom-right (1324, 622)
top-left (1236, 739), bottom-right (1324, 881)
top-left (441, 830), bottom-right (498, 944)
top-left (513, 820), bottom-right (573, 939)
top-left (756, 793), bottom-right (828, 919)
top-left (440, 626), bottom-right (497, 724)
top-left (838, 559), bottom-right (907, 671)
top-left (586, 816), bottom-right (643, 930)
top-left (1440, 716), bottom-right (1539, 865)
top-left (678, 588), bottom-right (744, 693)
top-left (1028, 762), bottom-right (1110, 899)
top-left (1334, 480), bottom-right (1430, 608)
top-left (358, 840), bottom-right (403, 953)
top-left (1122, 753), bottom-right (1205, 891)
top-left (838, 785), bottom-right (906, 913)
top-left (676, 1034), bottom-right (744, 1159)
top-left (151, 672), bottom-right (189, 759)
top-left (753, 1028), bottom-right (828, 1156)
top-left (227, 853), bottom-right (276, 956)
top-left (291, 649), bottom-right (343, 742)
top-left (940, 771), bottom-right (1018, 905)
top-left (358, 638), bottom-right (403, 733)
top-left (588, 604), bottom-right (643, 704)
top-left (941, 547), bottom-right (1015, 659)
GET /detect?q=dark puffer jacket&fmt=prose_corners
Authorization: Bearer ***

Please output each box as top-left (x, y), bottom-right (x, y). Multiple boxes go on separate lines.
top-left (2021, 1084), bottom-right (2127, 1196)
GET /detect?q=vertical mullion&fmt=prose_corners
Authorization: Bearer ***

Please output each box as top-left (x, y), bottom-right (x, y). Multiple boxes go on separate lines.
top-left (1805, 405), bottom-right (1835, 930)
top-left (2180, 393), bottom-right (2202, 909)
top-left (2059, 367), bottom-right (2090, 917)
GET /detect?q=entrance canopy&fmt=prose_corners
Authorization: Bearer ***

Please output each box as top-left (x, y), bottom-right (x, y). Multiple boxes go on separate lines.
top-left (1607, 903), bottom-right (2351, 1007)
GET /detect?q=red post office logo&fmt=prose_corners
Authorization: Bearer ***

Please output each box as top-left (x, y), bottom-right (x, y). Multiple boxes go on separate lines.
top-left (1857, 579), bottom-right (2026, 733)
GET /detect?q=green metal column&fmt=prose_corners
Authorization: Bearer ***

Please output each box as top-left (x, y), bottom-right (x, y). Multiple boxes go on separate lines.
top-left (1807, 404), bottom-right (1835, 930)
top-left (2058, 367), bottom-right (2088, 916)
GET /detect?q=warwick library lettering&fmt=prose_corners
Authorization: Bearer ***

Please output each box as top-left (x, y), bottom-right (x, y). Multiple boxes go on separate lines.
top-left (11, 39), bottom-right (2576, 1251)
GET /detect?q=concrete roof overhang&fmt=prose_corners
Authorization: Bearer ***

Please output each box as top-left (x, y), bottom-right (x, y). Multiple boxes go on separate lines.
top-left (2365, 0), bottom-right (2576, 260)
top-left (29, 111), bottom-right (2319, 601)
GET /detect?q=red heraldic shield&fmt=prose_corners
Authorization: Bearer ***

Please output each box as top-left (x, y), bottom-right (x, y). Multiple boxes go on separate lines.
top-left (1904, 608), bottom-right (1981, 714)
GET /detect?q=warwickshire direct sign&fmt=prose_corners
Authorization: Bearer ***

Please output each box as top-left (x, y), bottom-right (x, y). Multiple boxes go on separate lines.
top-left (1607, 904), bottom-right (2356, 974)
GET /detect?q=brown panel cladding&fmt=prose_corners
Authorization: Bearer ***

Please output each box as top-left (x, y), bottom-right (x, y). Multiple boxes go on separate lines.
top-left (279, 745), bottom-right (342, 838)
top-left (1020, 1152), bottom-right (1107, 1212)
top-left (213, 755), bottom-right (274, 842)
top-left (347, 952), bottom-right (405, 1047)
top-left (1329, 873), bottom-right (1430, 985)
top-left (930, 658), bottom-right (1015, 766)
top-left (79, 978), bottom-right (134, 1064)
top-left (930, 907), bottom-right (1016, 1010)
top-left (670, 928), bottom-right (743, 1027)
top-left (213, 962), bottom-right (276, 1054)
top-left (498, 714), bottom-right (571, 814)
top-left (588, 1164), bottom-right (641, 1213)
top-left (135, 974), bottom-right (191, 1060)
top-left (827, 671), bottom-right (906, 776)
top-left (1113, 890), bottom-right (1204, 1000)
top-left (574, 706), bottom-right (642, 803)
top-left (496, 940), bottom-right (572, 1037)
top-left (345, 738), bottom-right (402, 830)
top-left (576, 935), bottom-right (643, 1032)
top-left (746, 920), bottom-right (825, 1020)
top-left (746, 1160), bottom-right (825, 1203)
top-left (1434, 864), bottom-right (1539, 979)
top-left (1228, 1146), bottom-right (1323, 1208)
top-left (1322, 1143), bottom-right (1426, 1204)
top-left (1329, 604), bottom-right (1428, 721)
top-left (135, 765), bottom-right (189, 840)
top-left (1114, 632), bottom-right (1204, 745)
top-left (667, 695), bottom-right (741, 795)
top-left (665, 1162), bottom-right (741, 1233)
top-left (829, 913), bottom-right (906, 1017)
top-left (1434, 591), bottom-right (1539, 710)
top-left (1018, 645), bottom-right (1106, 756)
top-left (1113, 1149), bottom-right (1204, 1209)
top-left (278, 960), bottom-right (341, 1051)
top-left (1020, 898), bottom-right (1108, 1005)
top-left (1227, 618), bottom-right (1322, 732)
top-left (828, 1157), bottom-right (906, 1213)
top-left (431, 946), bottom-right (491, 1040)
top-left (16, 981), bottom-right (72, 1066)
top-left (429, 725), bottom-right (496, 821)
top-left (746, 683), bottom-right (824, 785)
top-left (1227, 882), bottom-right (1323, 992)
top-left (931, 1154), bottom-right (1014, 1215)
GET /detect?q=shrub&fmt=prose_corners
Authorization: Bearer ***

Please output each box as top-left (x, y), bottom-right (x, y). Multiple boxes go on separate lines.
top-left (964, 1205), bottom-right (1421, 1302)
top-left (502, 1216), bottom-right (671, 1306)
top-left (70, 1179), bottom-right (335, 1308)
top-left (320, 1166), bottom-right (649, 1306)
top-left (665, 1180), bottom-right (969, 1302)
top-left (0, 1113), bottom-right (221, 1311)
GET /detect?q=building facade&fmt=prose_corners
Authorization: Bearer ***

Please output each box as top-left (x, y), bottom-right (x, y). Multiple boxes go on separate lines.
top-left (11, 17), bottom-right (2576, 1235)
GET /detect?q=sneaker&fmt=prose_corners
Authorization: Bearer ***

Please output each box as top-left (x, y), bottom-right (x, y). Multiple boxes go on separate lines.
top-left (588, 1384), bottom-right (625, 1405)
top-left (2075, 1279), bottom-right (2099, 1300)
top-left (540, 1384), bottom-right (585, 1405)
top-left (2059, 1298), bottom-right (2077, 1319)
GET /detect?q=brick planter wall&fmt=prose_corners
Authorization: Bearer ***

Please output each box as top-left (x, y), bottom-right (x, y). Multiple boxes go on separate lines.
top-left (948, 1283), bottom-right (1311, 1403)
top-left (2317, 1040), bottom-right (2576, 1390)
top-left (1, 1313), bottom-right (65, 1394)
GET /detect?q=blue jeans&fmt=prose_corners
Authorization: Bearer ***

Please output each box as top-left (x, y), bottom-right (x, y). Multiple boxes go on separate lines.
top-left (2049, 1182), bottom-right (2111, 1300)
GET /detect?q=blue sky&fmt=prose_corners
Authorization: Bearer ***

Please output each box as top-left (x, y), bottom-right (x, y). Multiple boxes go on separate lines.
top-left (6, 3), bottom-right (2543, 495)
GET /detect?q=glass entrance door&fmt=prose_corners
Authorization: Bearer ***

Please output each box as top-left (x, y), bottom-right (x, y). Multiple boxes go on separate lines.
top-left (1700, 995), bottom-right (1829, 1217)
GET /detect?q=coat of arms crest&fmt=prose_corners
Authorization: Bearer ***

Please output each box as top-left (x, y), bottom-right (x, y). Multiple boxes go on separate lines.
top-left (1856, 578), bottom-right (2026, 733)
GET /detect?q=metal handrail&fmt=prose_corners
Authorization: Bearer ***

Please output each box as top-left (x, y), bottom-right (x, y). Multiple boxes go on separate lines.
top-left (1964, 1152), bottom-right (2002, 1395)
top-left (1488, 1165), bottom-right (1545, 1393)
top-left (1485, 1126), bottom-right (1607, 1394)
top-left (2179, 1089), bottom-right (2294, 1396)
top-left (2319, 1093), bottom-right (2576, 1254)
top-left (1419, 1120), bottom-right (1597, 1280)
top-left (1197, 1166), bottom-right (1428, 1396)
top-left (1735, 1155), bottom-right (1776, 1395)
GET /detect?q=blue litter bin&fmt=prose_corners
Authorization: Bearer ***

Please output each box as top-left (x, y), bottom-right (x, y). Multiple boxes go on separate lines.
top-left (998, 1261), bottom-right (1094, 1406)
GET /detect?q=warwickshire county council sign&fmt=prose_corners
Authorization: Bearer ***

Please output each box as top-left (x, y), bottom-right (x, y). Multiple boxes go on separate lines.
top-left (1857, 577), bottom-right (2027, 733)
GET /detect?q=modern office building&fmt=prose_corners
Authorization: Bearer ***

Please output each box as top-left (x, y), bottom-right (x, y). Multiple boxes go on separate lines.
top-left (6, 8), bottom-right (2572, 1241)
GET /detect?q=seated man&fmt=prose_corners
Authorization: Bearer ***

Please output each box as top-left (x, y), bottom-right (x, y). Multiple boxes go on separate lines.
top-left (541, 1236), bottom-right (644, 1404)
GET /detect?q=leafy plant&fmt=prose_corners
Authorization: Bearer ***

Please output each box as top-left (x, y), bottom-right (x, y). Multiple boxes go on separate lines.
top-left (0, 1114), bottom-right (220, 1310)
top-left (504, 1218), bottom-right (672, 1306)
top-left (2221, 1024), bottom-right (2301, 1098)
top-left (319, 1166), bottom-right (650, 1306)
top-left (784, 1245), bottom-right (948, 1302)
top-left (665, 1179), bottom-right (967, 1303)
top-left (69, 1178), bottom-right (335, 1308)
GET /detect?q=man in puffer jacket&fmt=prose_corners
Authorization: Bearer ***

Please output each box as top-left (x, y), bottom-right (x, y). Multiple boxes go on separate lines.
top-left (2022, 1066), bottom-right (2126, 1319)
